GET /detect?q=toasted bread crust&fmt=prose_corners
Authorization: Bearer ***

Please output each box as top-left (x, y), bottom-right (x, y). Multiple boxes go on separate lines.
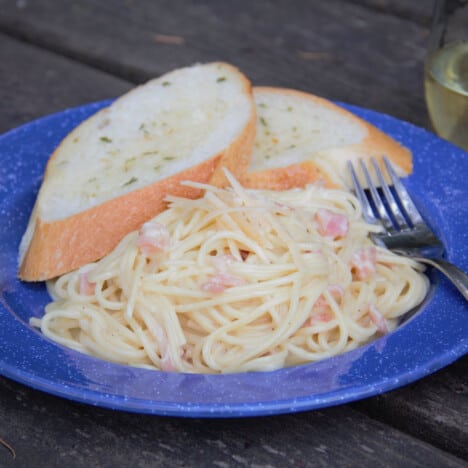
top-left (209, 83), bottom-right (257, 187)
top-left (242, 87), bottom-right (412, 190)
top-left (19, 158), bottom-right (215, 280)
top-left (242, 161), bottom-right (336, 190)
top-left (19, 64), bottom-right (256, 281)
top-left (19, 119), bottom-right (256, 281)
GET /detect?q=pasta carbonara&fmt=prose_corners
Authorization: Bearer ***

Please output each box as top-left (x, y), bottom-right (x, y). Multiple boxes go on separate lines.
top-left (31, 173), bottom-right (429, 373)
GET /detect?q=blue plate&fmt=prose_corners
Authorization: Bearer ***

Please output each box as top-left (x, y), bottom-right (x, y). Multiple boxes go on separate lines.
top-left (0, 101), bottom-right (467, 417)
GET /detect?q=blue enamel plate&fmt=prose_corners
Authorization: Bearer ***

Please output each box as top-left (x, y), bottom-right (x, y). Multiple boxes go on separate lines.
top-left (0, 101), bottom-right (467, 417)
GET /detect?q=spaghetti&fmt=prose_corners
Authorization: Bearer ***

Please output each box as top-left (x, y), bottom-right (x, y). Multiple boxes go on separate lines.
top-left (31, 172), bottom-right (429, 373)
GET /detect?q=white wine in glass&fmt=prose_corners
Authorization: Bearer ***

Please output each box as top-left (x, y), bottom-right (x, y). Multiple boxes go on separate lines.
top-left (425, 41), bottom-right (468, 151)
top-left (425, 0), bottom-right (468, 151)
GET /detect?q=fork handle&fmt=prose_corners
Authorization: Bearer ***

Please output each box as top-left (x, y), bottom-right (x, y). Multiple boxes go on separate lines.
top-left (410, 257), bottom-right (468, 301)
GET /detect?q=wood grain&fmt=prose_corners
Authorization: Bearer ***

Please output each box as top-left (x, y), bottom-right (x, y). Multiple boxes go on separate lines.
top-left (354, 356), bottom-right (468, 460)
top-left (348, 0), bottom-right (434, 25)
top-left (0, 33), bottom-right (131, 133)
top-left (0, 377), bottom-right (466, 468)
top-left (0, 0), bottom-right (431, 126)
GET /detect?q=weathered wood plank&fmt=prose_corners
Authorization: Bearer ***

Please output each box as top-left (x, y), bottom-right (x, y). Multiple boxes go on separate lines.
top-left (0, 0), bottom-right (431, 127)
top-left (0, 377), bottom-right (466, 468)
top-left (0, 33), bottom-right (131, 134)
top-left (354, 355), bottom-right (468, 460)
top-left (349, 0), bottom-right (434, 25)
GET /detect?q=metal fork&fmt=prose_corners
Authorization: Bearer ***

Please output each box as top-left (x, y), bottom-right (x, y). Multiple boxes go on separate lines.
top-left (348, 157), bottom-right (468, 301)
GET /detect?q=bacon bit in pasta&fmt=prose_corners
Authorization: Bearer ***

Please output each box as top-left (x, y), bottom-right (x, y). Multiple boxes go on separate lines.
top-left (328, 284), bottom-right (345, 300)
top-left (150, 321), bottom-right (177, 371)
top-left (314, 208), bottom-right (349, 239)
top-left (212, 254), bottom-right (237, 272)
top-left (313, 295), bottom-right (329, 312)
top-left (201, 273), bottom-right (246, 293)
top-left (315, 312), bottom-right (333, 323)
top-left (304, 285), bottom-right (343, 326)
top-left (79, 272), bottom-right (96, 295)
top-left (350, 246), bottom-right (377, 280)
top-left (137, 220), bottom-right (170, 255)
top-left (314, 284), bottom-right (344, 310)
top-left (201, 281), bottom-right (226, 294)
top-left (369, 304), bottom-right (390, 334)
top-left (203, 254), bottom-right (247, 292)
top-left (161, 348), bottom-right (176, 372)
top-left (305, 312), bottom-right (333, 327)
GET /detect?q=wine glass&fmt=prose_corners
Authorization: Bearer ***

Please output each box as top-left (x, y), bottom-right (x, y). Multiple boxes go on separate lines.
top-left (424, 0), bottom-right (468, 151)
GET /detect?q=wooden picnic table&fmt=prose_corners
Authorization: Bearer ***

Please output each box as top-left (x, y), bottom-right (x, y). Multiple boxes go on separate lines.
top-left (0, 0), bottom-right (466, 466)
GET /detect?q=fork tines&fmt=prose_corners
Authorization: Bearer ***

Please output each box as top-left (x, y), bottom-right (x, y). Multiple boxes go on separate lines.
top-left (347, 156), bottom-right (423, 232)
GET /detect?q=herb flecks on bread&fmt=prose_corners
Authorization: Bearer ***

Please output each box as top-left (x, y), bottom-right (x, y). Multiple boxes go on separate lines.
top-left (241, 87), bottom-right (411, 190)
top-left (19, 62), bottom-right (256, 281)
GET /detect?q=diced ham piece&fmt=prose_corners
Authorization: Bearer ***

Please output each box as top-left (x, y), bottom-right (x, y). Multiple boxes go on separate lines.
top-left (137, 220), bottom-right (170, 255)
top-left (303, 311), bottom-right (333, 327)
top-left (304, 285), bottom-right (343, 326)
top-left (313, 295), bottom-right (329, 311)
top-left (212, 254), bottom-right (237, 272)
top-left (314, 208), bottom-right (349, 239)
top-left (327, 284), bottom-right (345, 300)
top-left (307, 312), bottom-right (333, 326)
top-left (150, 320), bottom-right (177, 371)
top-left (79, 272), bottom-right (96, 296)
top-left (200, 281), bottom-right (227, 294)
top-left (201, 273), bottom-right (246, 293)
top-left (313, 284), bottom-right (344, 310)
top-left (368, 304), bottom-right (390, 334)
top-left (202, 254), bottom-right (247, 293)
top-left (160, 348), bottom-right (176, 372)
top-left (350, 246), bottom-right (377, 280)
